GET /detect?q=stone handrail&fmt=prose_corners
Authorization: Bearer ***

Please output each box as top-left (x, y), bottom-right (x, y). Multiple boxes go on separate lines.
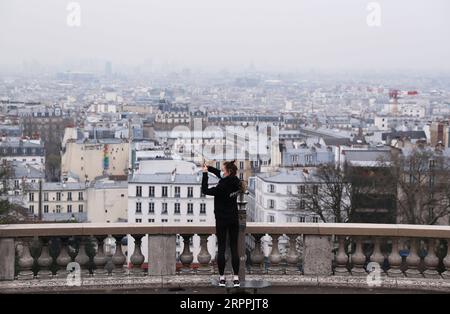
top-left (1, 222), bottom-right (450, 238)
top-left (1, 222), bottom-right (450, 293)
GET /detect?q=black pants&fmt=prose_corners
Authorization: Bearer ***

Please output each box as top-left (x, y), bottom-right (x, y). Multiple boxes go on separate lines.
top-left (216, 218), bottom-right (239, 276)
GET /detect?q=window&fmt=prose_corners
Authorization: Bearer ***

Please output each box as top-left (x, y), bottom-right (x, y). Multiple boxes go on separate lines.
top-left (78, 204), bottom-right (84, 213)
top-left (299, 216), bottom-right (306, 223)
top-left (239, 173), bottom-right (244, 180)
top-left (78, 192), bottom-right (83, 200)
top-left (43, 205), bottom-right (49, 213)
top-left (312, 216), bottom-right (319, 223)
top-left (162, 218), bottom-right (168, 223)
top-left (67, 192), bottom-right (72, 201)
top-left (174, 203), bottom-right (180, 214)
top-left (268, 215), bottom-right (275, 223)
top-left (268, 199), bottom-right (275, 209)
top-left (67, 205), bottom-right (72, 213)
top-left (299, 185), bottom-right (306, 194)
top-left (29, 193), bottom-right (34, 202)
top-left (14, 180), bottom-right (19, 189)
top-left (136, 186), bottom-right (142, 197)
top-left (44, 192), bottom-right (49, 201)
top-left (300, 200), bottom-right (306, 209)
top-left (187, 219), bottom-right (193, 223)
top-left (174, 186), bottom-right (180, 198)
top-left (200, 203), bottom-right (206, 215)
top-left (56, 192), bottom-right (61, 201)
top-left (187, 203), bottom-right (193, 215)
top-left (149, 186), bottom-right (155, 197)
top-left (135, 218), bottom-right (142, 223)
top-left (162, 186), bottom-right (168, 197)
top-left (56, 205), bottom-right (61, 213)
top-left (161, 203), bottom-right (168, 214)
top-left (136, 202), bottom-right (142, 214)
top-left (148, 202), bottom-right (154, 214)
top-left (287, 216), bottom-right (292, 223)
top-left (187, 187), bottom-right (193, 198)
top-left (216, 161), bottom-right (220, 169)
top-left (268, 184), bottom-right (275, 193)
top-left (239, 161), bottom-right (244, 169)
top-left (148, 219), bottom-right (155, 223)
top-left (29, 205), bottom-right (34, 214)
top-left (312, 185), bottom-right (319, 195)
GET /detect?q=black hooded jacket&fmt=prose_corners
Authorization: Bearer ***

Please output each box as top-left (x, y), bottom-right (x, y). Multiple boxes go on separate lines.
top-left (201, 166), bottom-right (241, 221)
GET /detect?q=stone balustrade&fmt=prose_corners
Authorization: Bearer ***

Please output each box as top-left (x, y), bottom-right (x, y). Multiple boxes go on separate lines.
top-left (1, 223), bottom-right (450, 292)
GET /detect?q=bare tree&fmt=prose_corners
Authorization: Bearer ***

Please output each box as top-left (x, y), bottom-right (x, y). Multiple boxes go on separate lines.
top-left (290, 162), bottom-right (396, 223)
top-left (389, 148), bottom-right (450, 225)
top-left (289, 165), bottom-right (352, 223)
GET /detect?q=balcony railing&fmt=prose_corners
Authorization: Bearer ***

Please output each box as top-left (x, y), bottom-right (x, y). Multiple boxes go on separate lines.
top-left (1, 223), bottom-right (450, 292)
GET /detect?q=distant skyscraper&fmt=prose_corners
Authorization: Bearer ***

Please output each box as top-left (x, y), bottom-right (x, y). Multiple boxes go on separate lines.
top-left (105, 61), bottom-right (112, 77)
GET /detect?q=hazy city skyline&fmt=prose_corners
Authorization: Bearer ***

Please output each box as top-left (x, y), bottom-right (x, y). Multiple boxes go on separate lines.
top-left (1, 0), bottom-right (450, 73)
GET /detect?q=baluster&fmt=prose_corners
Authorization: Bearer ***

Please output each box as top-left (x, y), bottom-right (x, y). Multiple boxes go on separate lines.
top-left (268, 234), bottom-right (282, 274)
top-left (36, 237), bottom-right (53, 279)
top-left (334, 236), bottom-right (349, 276)
top-left (196, 234), bottom-right (212, 274)
top-left (405, 238), bottom-right (422, 278)
top-left (387, 238), bottom-right (403, 277)
top-left (286, 234), bottom-right (300, 274)
top-left (250, 234), bottom-right (265, 274)
top-left (130, 234), bottom-right (145, 276)
top-left (370, 238), bottom-right (386, 275)
top-left (111, 235), bottom-right (127, 276)
top-left (93, 235), bottom-right (108, 277)
top-left (423, 239), bottom-right (440, 278)
top-left (179, 234), bottom-right (194, 273)
top-left (442, 239), bottom-right (450, 279)
top-left (351, 237), bottom-right (366, 276)
top-left (55, 237), bottom-right (72, 278)
top-left (17, 237), bottom-right (34, 280)
top-left (74, 237), bottom-right (91, 277)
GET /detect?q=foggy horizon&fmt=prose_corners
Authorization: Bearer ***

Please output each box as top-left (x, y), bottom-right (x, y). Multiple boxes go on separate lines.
top-left (1, 0), bottom-right (450, 73)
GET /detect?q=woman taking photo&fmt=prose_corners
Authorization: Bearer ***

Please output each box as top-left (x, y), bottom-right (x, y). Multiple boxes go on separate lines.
top-left (201, 160), bottom-right (241, 287)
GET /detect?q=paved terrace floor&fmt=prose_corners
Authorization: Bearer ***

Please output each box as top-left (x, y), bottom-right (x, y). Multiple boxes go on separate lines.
top-left (1, 275), bottom-right (450, 294)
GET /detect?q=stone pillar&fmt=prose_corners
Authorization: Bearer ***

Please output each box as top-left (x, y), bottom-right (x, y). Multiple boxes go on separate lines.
top-left (148, 235), bottom-right (176, 276)
top-left (286, 235), bottom-right (300, 274)
top-left (303, 235), bottom-right (332, 276)
top-left (249, 234), bottom-right (265, 274)
top-left (130, 234), bottom-right (145, 276)
top-left (370, 238), bottom-right (386, 274)
top-left (334, 236), bottom-right (349, 276)
top-left (423, 239), bottom-right (440, 278)
top-left (351, 237), bottom-right (367, 276)
top-left (75, 237), bottom-right (91, 277)
top-left (93, 236), bottom-right (108, 277)
top-left (112, 235), bottom-right (127, 276)
top-left (405, 239), bottom-right (422, 278)
top-left (442, 239), bottom-right (450, 279)
top-left (387, 238), bottom-right (403, 277)
top-left (55, 237), bottom-right (72, 278)
top-left (17, 237), bottom-right (34, 280)
top-left (197, 234), bottom-right (212, 274)
top-left (0, 238), bottom-right (15, 281)
top-left (237, 191), bottom-right (247, 281)
top-left (268, 234), bottom-right (283, 274)
top-left (179, 234), bottom-right (194, 273)
top-left (36, 237), bottom-right (53, 279)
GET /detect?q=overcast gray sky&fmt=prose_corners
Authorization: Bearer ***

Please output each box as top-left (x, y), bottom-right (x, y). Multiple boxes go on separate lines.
top-left (0, 0), bottom-right (449, 72)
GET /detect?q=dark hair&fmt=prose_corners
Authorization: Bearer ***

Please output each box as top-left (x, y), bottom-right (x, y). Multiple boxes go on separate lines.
top-left (223, 160), bottom-right (238, 177)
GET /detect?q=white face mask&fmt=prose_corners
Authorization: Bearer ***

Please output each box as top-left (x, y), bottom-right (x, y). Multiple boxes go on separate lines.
top-left (220, 170), bottom-right (226, 178)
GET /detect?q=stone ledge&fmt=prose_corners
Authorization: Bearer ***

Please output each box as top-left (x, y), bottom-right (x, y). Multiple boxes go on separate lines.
top-left (1, 275), bottom-right (450, 293)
